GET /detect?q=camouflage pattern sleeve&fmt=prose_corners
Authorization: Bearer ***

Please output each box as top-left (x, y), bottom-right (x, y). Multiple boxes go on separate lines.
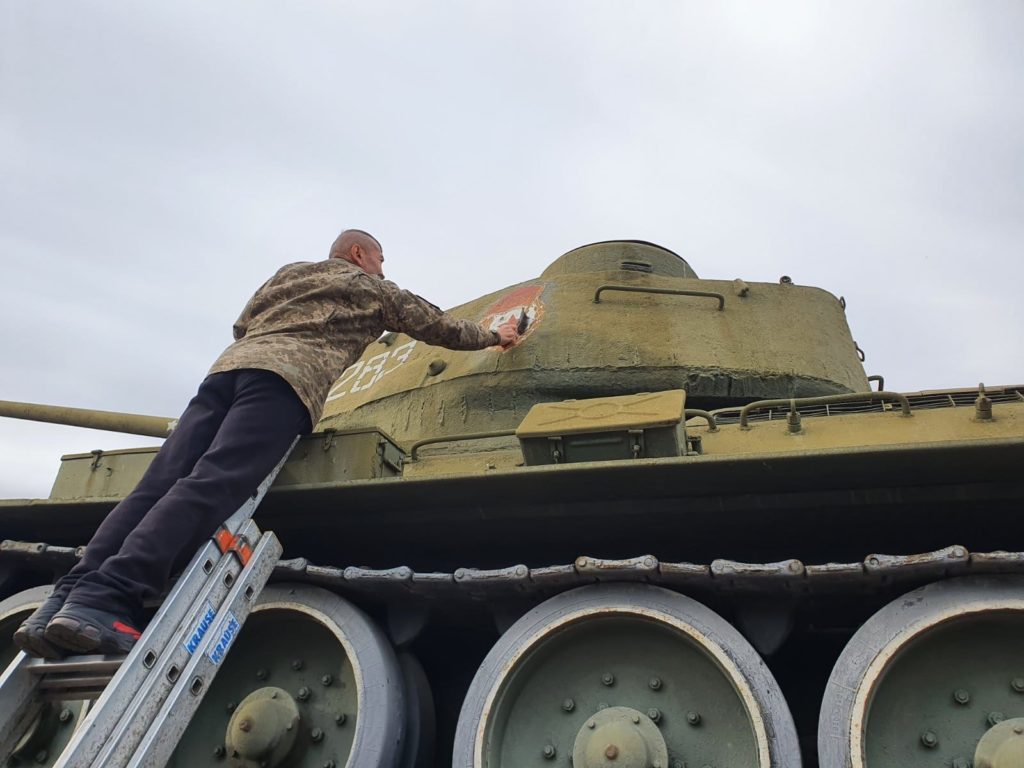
top-left (374, 279), bottom-right (498, 350)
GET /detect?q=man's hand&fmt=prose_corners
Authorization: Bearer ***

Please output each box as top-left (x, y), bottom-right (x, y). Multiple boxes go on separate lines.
top-left (496, 320), bottom-right (519, 348)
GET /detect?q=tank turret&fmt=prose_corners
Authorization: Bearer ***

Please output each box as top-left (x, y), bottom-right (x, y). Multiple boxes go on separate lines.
top-left (318, 240), bottom-right (869, 446)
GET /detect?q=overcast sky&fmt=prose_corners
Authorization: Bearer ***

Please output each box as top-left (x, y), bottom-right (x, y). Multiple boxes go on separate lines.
top-left (1, 1), bottom-right (1022, 499)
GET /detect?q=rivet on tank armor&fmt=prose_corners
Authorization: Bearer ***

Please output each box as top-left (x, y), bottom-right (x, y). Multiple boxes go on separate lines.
top-left (542, 744), bottom-right (556, 759)
top-left (988, 711), bottom-right (1006, 726)
top-left (297, 686), bottom-right (311, 702)
top-left (686, 711), bottom-right (701, 726)
top-left (648, 707), bottom-right (662, 724)
top-left (954, 688), bottom-right (971, 705)
top-left (1012, 677), bottom-right (1024, 693)
top-left (601, 672), bottom-right (615, 686)
top-left (291, 659), bottom-right (303, 671)
top-left (920, 730), bottom-right (938, 748)
top-left (649, 676), bottom-right (662, 691)
top-left (562, 698), bottom-right (575, 712)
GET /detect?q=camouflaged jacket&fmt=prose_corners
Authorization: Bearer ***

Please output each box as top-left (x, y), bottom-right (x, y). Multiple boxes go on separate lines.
top-left (209, 258), bottom-right (499, 427)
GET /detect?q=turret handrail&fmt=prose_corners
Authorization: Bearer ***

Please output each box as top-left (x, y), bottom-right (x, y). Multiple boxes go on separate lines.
top-left (737, 391), bottom-right (913, 428)
top-left (593, 285), bottom-right (726, 310)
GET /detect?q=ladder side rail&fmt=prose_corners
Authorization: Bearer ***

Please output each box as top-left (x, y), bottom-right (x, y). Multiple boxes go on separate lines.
top-left (121, 532), bottom-right (284, 768)
top-left (0, 653), bottom-right (47, 759)
top-left (219, 436), bottom-right (299, 534)
top-left (85, 521), bottom-right (262, 768)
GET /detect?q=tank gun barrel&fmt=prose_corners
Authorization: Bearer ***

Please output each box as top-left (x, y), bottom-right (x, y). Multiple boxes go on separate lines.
top-left (0, 399), bottom-right (175, 438)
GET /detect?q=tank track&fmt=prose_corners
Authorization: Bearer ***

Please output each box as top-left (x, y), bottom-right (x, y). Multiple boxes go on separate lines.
top-left (5, 539), bottom-right (1023, 602)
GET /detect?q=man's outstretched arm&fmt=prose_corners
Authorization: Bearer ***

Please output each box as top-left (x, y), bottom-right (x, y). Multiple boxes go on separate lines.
top-left (374, 279), bottom-right (518, 350)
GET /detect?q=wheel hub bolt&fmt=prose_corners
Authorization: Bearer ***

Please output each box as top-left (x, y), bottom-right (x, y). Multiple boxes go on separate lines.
top-left (335, 713), bottom-right (347, 726)
top-left (213, 745), bottom-right (225, 759)
top-left (238, 718), bottom-right (253, 733)
top-left (297, 686), bottom-right (311, 702)
top-left (1012, 678), bottom-right (1024, 693)
top-left (58, 707), bottom-right (73, 723)
top-left (321, 674), bottom-right (333, 687)
top-left (256, 668), bottom-right (268, 680)
top-left (648, 708), bottom-right (662, 724)
top-left (686, 711), bottom-right (702, 726)
top-left (562, 698), bottom-right (575, 712)
top-left (631, 713), bottom-right (640, 725)
top-left (587, 720), bottom-right (596, 730)
top-left (291, 659), bottom-right (304, 671)
top-left (311, 728), bottom-right (324, 743)
top-left (601, 672), bottom-right (615, 686)
top-left (542, 744), bottom-right (556, 759)
top-left (953, 689), bottom-right (970, 705)
top-left (988, 711), bottom-right (1006, 726)
top-left (649, 677), bottom-right (662, 691)
top-left (605, 744), bottom-right (619, 759)
top-left (920, 730), bottom-right (938, 748)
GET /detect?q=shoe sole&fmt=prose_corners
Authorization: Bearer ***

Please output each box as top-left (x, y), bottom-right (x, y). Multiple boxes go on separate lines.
top-left (44, 616), bottom-right (137, 655)
top-left (13, 624), bottom-right (65, 660)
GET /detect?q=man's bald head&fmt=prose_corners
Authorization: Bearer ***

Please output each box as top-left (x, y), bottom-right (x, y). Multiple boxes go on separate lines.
top-left (330, 229), bottom-right (385, 278)
top-left (329, 229), bottom-right (381, 260)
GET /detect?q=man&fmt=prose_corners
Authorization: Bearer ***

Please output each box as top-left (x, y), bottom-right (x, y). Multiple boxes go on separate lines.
top-left (16, 229), bottom-right (518, 657)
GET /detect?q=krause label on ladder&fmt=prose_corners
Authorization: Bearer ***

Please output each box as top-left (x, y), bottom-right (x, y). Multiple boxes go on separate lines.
top-left (184, 601), bottom-right (218, 656)
top-left (207, 611), bottom-right (241, 666)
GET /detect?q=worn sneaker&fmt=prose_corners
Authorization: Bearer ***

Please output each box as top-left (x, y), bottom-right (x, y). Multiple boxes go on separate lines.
top-left (44, 603), bottom-right (142, 655)
top-left (13, 592), bottom-right (67, 659)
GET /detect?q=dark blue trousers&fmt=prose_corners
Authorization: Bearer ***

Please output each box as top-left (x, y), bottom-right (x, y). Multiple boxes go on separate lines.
top-left (53, 369), bottom-right (311, 622)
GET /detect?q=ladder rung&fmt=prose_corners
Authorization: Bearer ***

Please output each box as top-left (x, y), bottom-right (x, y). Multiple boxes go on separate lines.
top-left (40, 675), bottom-right (116, 690)
top-left (29, 655), bottom-right (125, 676)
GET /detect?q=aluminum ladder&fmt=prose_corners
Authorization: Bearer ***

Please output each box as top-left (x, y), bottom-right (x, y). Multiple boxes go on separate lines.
top-left (0, 442), bottom-right (296, 767)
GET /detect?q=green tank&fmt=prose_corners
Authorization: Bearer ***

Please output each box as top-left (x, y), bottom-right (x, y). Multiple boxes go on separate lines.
top-left (1, 240), bottom-right (1022, 768)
